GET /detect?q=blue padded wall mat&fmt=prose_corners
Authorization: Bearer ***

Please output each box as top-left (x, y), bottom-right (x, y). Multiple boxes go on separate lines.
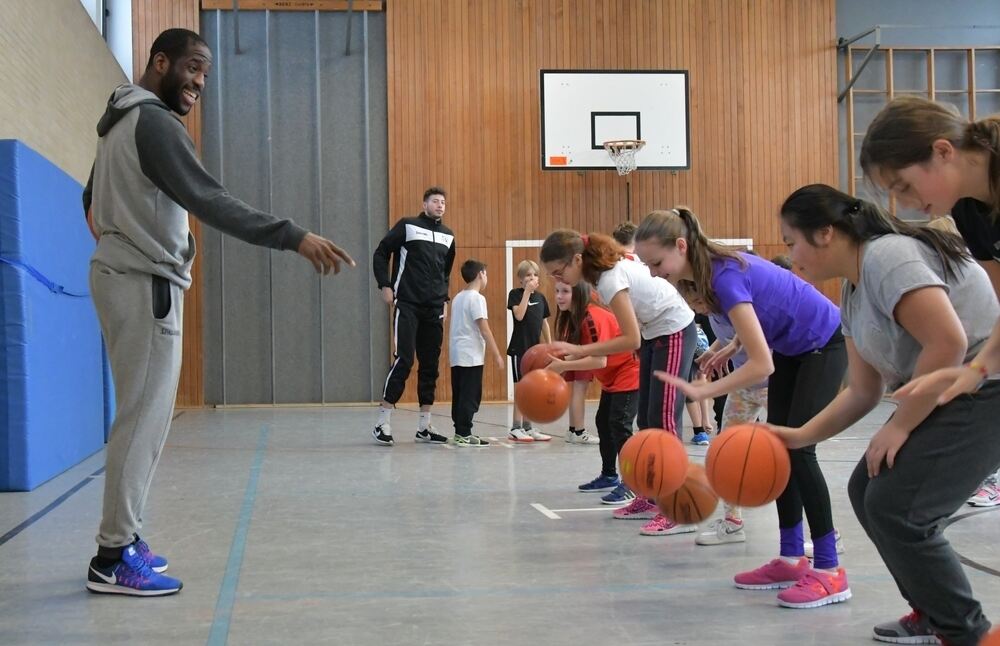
top-left (0, 140), bottom-right (109, 491)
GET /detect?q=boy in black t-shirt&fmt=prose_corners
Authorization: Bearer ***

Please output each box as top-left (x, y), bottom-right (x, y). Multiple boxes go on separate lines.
top-left (507, 260), bottom-right (552, 441)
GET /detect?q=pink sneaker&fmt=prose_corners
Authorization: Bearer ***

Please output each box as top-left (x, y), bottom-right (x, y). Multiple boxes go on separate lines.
top-left (639, 513), bottom-right (698, 536)
top-left (777, 568), bottom-right (851, 608)
top-left (612, 496), bottom-right (657, 520)
top-left (734, 557), bottom-right (810, 590)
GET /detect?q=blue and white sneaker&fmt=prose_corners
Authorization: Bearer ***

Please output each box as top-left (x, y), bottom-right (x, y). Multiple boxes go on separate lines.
top-left (133, 534), bottom-right (168, 573)
top-left (86, 544), bottom-right (183, 596)
top-left (601, 484), bottom-right (636, 505)
top-left (578, 474), bottom-right (620, 492)
top-left (691, 432), bottom-right (711, 446)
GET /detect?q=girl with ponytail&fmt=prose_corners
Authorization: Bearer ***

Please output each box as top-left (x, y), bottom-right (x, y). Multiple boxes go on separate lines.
top-left (634, 207), bottom-right (850, 610)
top-left (863, 97), bottom-right (1000, 509)
top-left (775, 183), bottom-right (1000, 645)
top-left (539, 230), bottom-right (698, 537)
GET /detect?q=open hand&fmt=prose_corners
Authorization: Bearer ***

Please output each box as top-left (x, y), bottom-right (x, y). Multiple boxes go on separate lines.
top-left (893, 365), bottom-right (982, 405)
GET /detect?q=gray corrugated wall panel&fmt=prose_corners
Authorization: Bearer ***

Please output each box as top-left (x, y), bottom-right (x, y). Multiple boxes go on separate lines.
top-left (216, 11), bottom-right (274, 405)
top-left (200, 10), bottom-right (225, 405)
top-left (319, 10), bottom-right (374, 403)
top-left (199, 8), bottom-right (387, 404)
top-left (269, 12), bottom-right (323, 404)
top-left (366, 12), bottom-right (390, 401)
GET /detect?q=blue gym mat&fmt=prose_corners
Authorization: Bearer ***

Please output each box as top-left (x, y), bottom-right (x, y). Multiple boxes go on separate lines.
top-left (0, 140), bottom-right (111, 491)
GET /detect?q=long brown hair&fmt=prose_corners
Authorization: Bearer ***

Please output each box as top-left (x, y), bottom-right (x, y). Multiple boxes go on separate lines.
top-left (780, 184), bottom-right (970, 281)
top-left (860, 96), bottom-right (1000, 214)
top-left (539, 230), bottom-right (623, 285)
top-left (633, 207), bottom-right (743, 312)
top-left (554, 281), bottom-right (594, 344)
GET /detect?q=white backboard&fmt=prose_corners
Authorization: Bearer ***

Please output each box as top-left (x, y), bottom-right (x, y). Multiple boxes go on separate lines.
top-left (540, 70), bottom-right (690, 171)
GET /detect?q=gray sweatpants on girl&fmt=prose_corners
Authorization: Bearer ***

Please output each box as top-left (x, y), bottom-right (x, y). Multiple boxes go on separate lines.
top-left (90, 261), bottom-right (183, 549)
top-left (848, 380), bottom-right (1000, 646)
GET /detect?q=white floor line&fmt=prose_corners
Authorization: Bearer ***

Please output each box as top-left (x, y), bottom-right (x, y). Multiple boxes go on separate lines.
top-left (549, 507), bottom-right (616, 512)
top-left (530, 503), bottom-right (561, 519)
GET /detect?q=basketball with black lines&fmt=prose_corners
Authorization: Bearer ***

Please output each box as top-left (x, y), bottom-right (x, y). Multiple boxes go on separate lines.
top-left (656, 463), bottom-right (718, 524)
top-left (514, 368), bottom-right (570, 423)
top-left (617, 429), bottom-right (689, 500)
top-left (705, 423), bottom-right (790, 507)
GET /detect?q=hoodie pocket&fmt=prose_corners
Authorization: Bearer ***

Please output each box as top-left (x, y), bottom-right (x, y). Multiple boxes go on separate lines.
top-left (151, 275), bottom-right (172, 320)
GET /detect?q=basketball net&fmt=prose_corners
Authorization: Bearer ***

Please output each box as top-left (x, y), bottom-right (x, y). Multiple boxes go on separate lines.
top-left (603, 139), bottom-right (646, 176)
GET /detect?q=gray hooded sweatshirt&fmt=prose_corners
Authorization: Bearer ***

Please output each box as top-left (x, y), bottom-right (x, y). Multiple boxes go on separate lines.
top-left (83, 84), bottom-right (307, 288)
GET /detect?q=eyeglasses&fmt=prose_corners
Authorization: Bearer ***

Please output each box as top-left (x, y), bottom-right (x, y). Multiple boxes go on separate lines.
top-left (548, 260), bottom-right (571, 280)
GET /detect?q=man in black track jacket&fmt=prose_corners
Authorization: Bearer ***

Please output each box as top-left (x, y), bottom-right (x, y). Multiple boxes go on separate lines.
top-left (371, 187), bottom-right (456, 446)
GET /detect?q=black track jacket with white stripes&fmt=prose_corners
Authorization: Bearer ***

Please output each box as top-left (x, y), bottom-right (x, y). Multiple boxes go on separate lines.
top-left (373, 212), bottom-right (456, 307)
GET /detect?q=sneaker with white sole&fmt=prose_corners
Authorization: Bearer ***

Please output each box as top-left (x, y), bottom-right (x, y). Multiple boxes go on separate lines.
top-left (601, 484), bottom-right (635, 505)
top-left (872, 610), bottom-right (941, 644)
top-left (968, 478), bottom-right (1000, 507)
top-left (133, 534), bottom-right (168, 573)
top-left (527, 429), bottom-right (552, 441)
top-left (86, 545), bottom-right (182, 597)
top-left (415, 426), bottom-right (448, 444)
top-left (566, 431), bottom-right (600, 445)
top-left (734, 557), bottom-right (810, 590)
top-left (691, 431), bottom-right (710, 446)
top-left (612, 496), bottom-right (658, 520)
top-left (804, 529), bottom-right (844, 559)
top-left (695, 517), bottom-right (746, 545)
top-left (639, 514), bottom-right (698, 536)
top-left (453, 434), bottom-right (490, 447)
top-left (776, 567), bottom-right (851, 609)
top-left (508, 428), bottom-right (534, 443)
top-left (372, 425), bottom-right (394, 446)
top-left (578, 474), bottom-right (620, 492)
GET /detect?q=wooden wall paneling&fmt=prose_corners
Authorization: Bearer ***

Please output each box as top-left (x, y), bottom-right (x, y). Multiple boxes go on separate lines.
top-left (387, 0), bottom-right (839, 402)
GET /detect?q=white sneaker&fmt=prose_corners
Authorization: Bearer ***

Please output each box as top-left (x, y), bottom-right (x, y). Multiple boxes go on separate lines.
top-left (968, 480), bottom-right (1000, 507)
top-left (695, 517), bottom-right (746, 545)
top-left (804, 529), bottom-right (844, 559)
top-left (526, 429), bottom-right (552, 441)
top-left (566, 431), bottom-right (599, 445)
top-left (508, 428), bottom-right (534, 443)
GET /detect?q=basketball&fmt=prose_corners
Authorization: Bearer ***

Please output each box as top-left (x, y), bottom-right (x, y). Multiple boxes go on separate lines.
top-left (618, 429), bottom-right (689, 499)
top-left (520, 343), bottom-right (557, 374)
top-left (705, 423), bottom-right (790, 507)
top-left (980, 628), bottom-right (1000, 645)
top-left (514, 368), bottom-right (570, 423)
top-left (656, 463), bottom-right (718, 524)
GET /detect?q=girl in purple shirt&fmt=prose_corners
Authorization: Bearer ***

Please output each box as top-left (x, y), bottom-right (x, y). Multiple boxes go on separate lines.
top-left (634, 207), bottom-right (850, 610)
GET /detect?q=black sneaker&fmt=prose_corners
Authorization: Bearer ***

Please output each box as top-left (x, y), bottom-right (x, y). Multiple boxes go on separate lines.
top-left (415, 426), bottom-right (448, 444)
top-left (372, 425), bottom-right (394, 446)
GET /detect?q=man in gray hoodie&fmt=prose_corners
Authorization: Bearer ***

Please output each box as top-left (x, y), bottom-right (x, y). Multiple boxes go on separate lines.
top-left (82, 28), bottom-right (354, 597)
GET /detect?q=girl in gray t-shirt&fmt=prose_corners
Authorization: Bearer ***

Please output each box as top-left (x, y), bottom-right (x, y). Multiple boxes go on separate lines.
top-left (775, 183), bottom-right (1000, 646)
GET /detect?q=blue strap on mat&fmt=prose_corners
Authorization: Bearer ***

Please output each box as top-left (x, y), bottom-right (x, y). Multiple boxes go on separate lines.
top-left (0, 255), bottom-right (88, 297)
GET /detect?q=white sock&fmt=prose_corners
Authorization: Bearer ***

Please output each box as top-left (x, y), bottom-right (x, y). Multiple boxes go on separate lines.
top-left (780, 555), bottom-right (802, 564)
top-left (419, 411), bottom-right (431, 431)
top-left (377, 406), bottom-right (392, 429)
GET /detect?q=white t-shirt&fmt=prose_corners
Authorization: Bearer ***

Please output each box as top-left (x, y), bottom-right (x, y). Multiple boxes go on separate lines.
top-left (595, 260), bottom-right (694, 339)
top-left (449, 289), bottom-right (488, 367)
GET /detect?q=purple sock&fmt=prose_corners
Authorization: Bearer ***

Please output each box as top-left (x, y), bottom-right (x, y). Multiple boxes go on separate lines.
top-left (812, 530), bottom-right (839, 570)
top-left (779, 521), bottom-right (804, 557)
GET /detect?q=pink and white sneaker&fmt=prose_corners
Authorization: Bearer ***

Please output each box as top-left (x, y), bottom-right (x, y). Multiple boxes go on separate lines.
top-left (777, 568), bottom-right (852, 608)
top-left (734, 556), bottom-right (810, 590)
top-left (639, 513), bottom-right (697, 536)
top-left (612, 496), bottom-right (657, 520)
top-left (968, 479), bottom-right (1000, 507)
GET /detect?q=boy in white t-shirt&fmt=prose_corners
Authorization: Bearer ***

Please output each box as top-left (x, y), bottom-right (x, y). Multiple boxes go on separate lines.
top-left (450, 260), bottom-right (505, 446)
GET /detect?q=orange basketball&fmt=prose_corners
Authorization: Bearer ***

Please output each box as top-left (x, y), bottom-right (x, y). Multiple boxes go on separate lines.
top-left (618, 429), bottom-right (689, 500)
top-left (657, 463), bottom-right (719, 524)
top-left (514, 369), bottom-right (570, 423)
top-left (520, 343), bottom-right (556, 374)
top-left (981, 628), bottom-right (1000, 645)
top-left (706, 423), bottom-right (790, 507)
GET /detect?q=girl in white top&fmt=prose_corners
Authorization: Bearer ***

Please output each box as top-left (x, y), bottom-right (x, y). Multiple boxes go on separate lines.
top-left (540, 230), bottom-right (697, 537)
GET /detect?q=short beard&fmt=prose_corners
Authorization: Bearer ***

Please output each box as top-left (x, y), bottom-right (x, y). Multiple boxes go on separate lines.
top-left (160, 67), bottom-right (188, 115)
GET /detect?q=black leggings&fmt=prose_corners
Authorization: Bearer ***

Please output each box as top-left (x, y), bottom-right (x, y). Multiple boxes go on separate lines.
top-left (767, 331), bottom-right (847, 537)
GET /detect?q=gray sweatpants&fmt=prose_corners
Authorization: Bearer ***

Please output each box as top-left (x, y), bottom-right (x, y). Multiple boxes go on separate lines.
top-left (90, 261), bottom-right (183, 549)
top-left (848, 380), bottom-right (1000, 646)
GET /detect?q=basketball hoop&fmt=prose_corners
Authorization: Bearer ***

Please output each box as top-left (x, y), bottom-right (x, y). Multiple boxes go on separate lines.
top-left (603, 139), bottom-right (646, 176)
